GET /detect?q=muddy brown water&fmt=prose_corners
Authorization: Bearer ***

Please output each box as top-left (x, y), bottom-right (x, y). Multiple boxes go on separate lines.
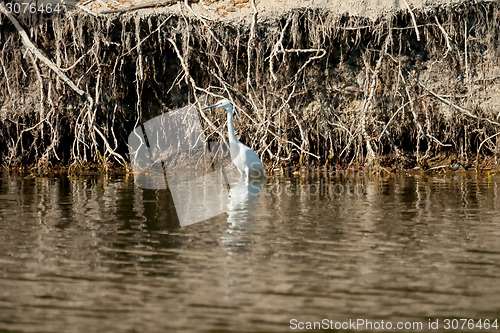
top-left (0, 172), bottom-right (499, 332)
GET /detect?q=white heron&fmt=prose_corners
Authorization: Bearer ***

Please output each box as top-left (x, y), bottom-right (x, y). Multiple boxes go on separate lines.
top-left (202, 99), bottom-right (265, 179)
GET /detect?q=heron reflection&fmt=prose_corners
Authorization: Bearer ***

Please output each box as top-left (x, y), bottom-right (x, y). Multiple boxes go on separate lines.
top-left (222, 177), bottom-right (265, 249)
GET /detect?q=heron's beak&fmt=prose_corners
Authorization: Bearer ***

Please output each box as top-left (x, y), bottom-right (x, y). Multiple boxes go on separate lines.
top-left (202, 104), bottom-right (218, 110)
top-left (234, 109), bottom-right (242, 120)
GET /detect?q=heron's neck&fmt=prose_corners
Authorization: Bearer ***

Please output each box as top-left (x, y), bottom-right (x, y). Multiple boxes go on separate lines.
top-left (226, 108), bottom-right (238, 144)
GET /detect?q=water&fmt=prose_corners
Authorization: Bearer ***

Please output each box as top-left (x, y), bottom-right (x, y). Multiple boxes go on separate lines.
top-left (0, 171), bottom-right (499, 332)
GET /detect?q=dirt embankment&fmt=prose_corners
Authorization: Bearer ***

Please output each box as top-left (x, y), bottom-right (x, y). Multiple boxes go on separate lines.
top-left (0, 0), bottom-right (499, 172)
top-left (89, 0), bottom-right (467, 21)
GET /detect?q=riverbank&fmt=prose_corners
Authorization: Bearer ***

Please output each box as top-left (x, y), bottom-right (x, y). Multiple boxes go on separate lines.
top-left (0, 0), bottom-right (499, 172)
top-left (5, 154), bottom-right (500, 178)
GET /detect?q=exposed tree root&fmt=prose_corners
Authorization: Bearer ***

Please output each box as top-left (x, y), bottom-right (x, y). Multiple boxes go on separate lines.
top-left (0, 0), bottom-right (499, 172)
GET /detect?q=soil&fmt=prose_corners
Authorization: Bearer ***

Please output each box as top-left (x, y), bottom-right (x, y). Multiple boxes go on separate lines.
top-left (88, 0), bottom-right (467, 21)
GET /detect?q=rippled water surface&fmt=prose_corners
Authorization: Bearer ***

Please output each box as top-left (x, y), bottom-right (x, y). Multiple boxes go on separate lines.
top-left (1, 171), bottom-right (500, 332)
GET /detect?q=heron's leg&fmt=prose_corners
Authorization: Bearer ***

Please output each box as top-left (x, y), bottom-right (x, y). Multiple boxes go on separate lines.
top-left (235, 167), bottom-right (244, 180)
top-left (244, 167), bottom-right (250, 182)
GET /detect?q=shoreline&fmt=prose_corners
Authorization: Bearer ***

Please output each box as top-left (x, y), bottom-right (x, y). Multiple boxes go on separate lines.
top-left (3, 154), bottom-right (499, 177)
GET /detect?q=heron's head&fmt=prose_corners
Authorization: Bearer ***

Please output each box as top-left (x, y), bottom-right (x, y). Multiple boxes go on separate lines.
top-left (202, 99), bottom-right (240, 120)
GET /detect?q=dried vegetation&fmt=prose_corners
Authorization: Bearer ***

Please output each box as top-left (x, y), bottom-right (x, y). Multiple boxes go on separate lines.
top-left (0, 0), bottom-right (499, 172)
